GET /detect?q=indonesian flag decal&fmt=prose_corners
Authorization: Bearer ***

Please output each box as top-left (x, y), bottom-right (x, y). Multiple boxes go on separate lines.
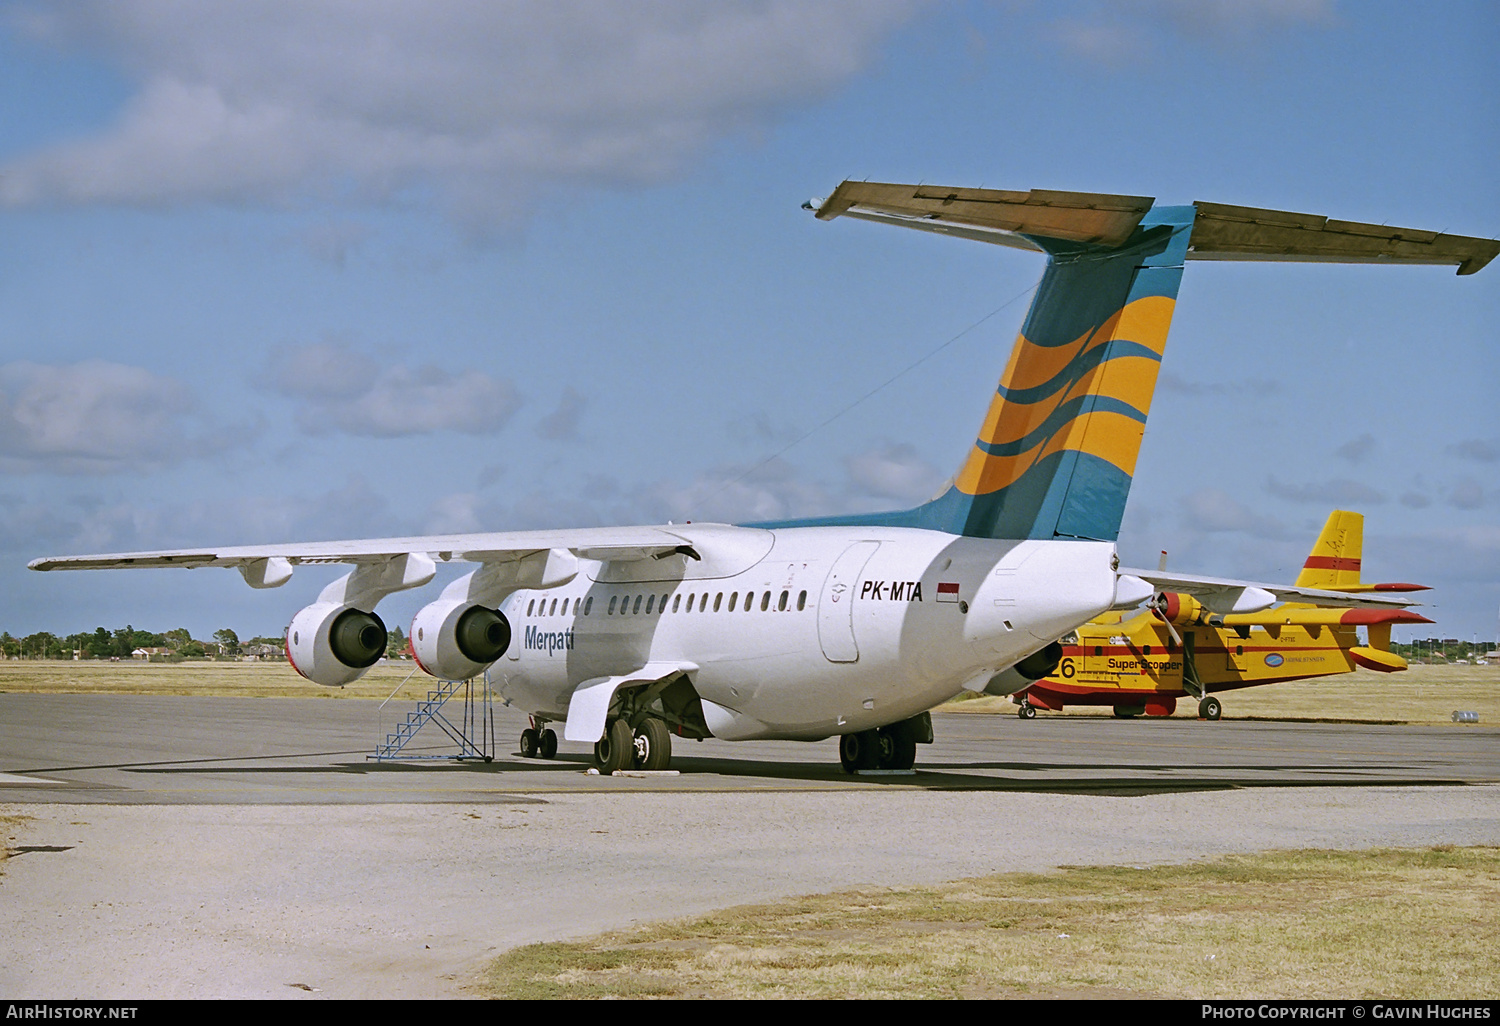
top-left (936, 582), bottom-right (961, 603)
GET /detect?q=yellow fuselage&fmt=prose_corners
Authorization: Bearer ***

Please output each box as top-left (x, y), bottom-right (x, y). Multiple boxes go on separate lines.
top-left (1024, 609), bottom-right (1360, 715)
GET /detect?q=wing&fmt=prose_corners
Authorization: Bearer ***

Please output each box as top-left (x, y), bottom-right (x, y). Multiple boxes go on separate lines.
top-left (1117, 567), bottom-right (1424, 614)
top-left (28, 525), bottom-right (706, 574)
top-left (1217, 607), bottom-right (1434, 629)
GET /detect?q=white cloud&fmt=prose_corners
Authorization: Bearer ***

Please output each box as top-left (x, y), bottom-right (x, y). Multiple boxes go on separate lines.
top-left (0, 360), bottom-right (243, 473)
top-left (1265, 475), bottom-right (1387, 506)
top-left (2, 1), bottom-right (920, 229)
top-left (1448, 478), bottom-right (1484, 510)
top-left (535, 387), bottom-right (587, 442)
top-left (845, 442), bottom-right (945, 503)
top-left (1447, 439), bottom-right (1499, 463)
top-left (1334, 433), bottom-right (1376, 464)
top-left (1181, 488), bottom-right (1286, 538)
top-left (1157, 372), bottom-right (1277, 398)
top-left (1049, 0), bottom-right (1333, 63)
top-left (269, 341), bottom-right (522, 437)
top-left (5, 475), bottom-right (404, 558)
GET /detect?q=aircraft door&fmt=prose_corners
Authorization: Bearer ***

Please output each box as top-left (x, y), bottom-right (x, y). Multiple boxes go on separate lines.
top-left (818, 541), bottom-right (879, 663)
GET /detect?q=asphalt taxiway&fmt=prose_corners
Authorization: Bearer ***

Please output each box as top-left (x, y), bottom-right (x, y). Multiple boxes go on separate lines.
top-left (2, 693), bottom-right (1496, 801)
top-left (2, 694), bottom-right (1497, 998)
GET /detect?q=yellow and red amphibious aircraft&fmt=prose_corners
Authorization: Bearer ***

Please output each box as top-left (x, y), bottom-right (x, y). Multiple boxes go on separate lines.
top-left (1013, 511), bottom-right (1431, 720)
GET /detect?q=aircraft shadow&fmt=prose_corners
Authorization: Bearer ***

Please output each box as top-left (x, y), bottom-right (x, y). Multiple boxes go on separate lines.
top-left (12, 751), bottom-right (1471, 797)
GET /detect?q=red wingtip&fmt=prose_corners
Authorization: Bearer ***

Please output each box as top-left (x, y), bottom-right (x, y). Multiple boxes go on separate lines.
top-left (1339, 609), bottom-right (1434, 626)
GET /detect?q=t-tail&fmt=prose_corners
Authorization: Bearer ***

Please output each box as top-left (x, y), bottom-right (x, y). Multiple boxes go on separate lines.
top-left (761, 182), bottom-right (1498, 542)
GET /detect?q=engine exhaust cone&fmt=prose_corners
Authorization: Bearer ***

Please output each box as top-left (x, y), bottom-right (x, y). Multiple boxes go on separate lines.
top-left (455, 606), bottom-right (511, 664)
top-left (329, 608), bottom-right (387, 669)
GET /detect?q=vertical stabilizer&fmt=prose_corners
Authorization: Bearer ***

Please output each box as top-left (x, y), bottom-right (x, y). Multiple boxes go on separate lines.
top-left (931, 206), bottom-right (1196, 540)
top-left (1295, 510), bottom-right (1364, 589)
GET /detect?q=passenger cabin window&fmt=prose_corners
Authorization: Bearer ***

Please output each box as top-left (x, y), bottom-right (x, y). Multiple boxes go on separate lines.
top-left (797, 590), bottom-right (807, 611)
top-left (549, 598), bottom-right (557, 616)
top-left (632, 595), bottom-right (642, 615)
top-left (728, 592), bottom-right (738, 612)
top-left (701, 594), bottom-right (709, 612)
top-left (608, 596), bottom-right (617, 615)
top-left (1144, 645), bottom-right (1152, 655)
top-left (584, 597), bottom-right (593, 616)
top-left (1095, 646), bottom-right (1104, 656)
top-left (672, 595), bottom-right (681, 613)
top-left (527, 599), bottom-right (535, 616)
top-left (713, 593), bottom-right (722, 612)
top-left (761, 592), bottom-right (770, 612)
top-left (645, 595), bottom-right (655, 614)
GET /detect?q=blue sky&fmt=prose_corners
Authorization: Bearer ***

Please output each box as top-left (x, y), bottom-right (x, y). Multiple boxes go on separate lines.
top-left (1, 0), bottom-right (1496, 642)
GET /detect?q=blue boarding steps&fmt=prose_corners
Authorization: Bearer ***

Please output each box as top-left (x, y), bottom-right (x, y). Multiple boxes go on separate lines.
top-left (370, 677), bottom-right (496, 761)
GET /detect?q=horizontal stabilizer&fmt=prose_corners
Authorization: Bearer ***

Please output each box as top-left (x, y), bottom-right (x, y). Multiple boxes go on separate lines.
top-left (809, 180), bottom-right (1498, 273)
top-left (1188, 201), bottom-right (1499, 275)
top-left (811, 181), bottom-right (1154, 248)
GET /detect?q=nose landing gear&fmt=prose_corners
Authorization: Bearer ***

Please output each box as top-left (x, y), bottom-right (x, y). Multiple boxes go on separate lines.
top-left (519, 719), bottom-right (558, 760)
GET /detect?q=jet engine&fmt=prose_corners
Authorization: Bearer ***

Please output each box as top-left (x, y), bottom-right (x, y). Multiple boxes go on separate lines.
top-left (981, 641), bottom-right (1065, 695)
top-left (410, 597), bottom-right (511, 681)
top-left (286, 602), bottom-right (388, 687)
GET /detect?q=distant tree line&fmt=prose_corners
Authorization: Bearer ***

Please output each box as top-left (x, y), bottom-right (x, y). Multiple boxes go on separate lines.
top-left (1, 624), bottom-right (413, 661)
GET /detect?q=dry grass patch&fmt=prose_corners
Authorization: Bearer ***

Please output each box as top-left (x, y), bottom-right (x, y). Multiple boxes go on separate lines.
top-left (943, 665), bottom-right (1500, 725)
top-left (1, 811), bottom-right (33, 874)
top-left (481, 847), bottom-right (1500, 999)
top-left (0, 659), bottom-right (429, 700)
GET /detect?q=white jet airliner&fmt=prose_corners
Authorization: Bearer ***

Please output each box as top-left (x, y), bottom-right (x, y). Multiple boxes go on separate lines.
top-left (31, 182), bottom-right (1497, 774)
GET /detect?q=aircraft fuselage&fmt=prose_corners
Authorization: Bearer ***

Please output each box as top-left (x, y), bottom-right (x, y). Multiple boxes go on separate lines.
top-left (492, 524), bottom-right (1119, 740)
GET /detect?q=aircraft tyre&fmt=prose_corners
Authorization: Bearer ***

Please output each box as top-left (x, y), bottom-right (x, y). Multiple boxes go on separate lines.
top-left (634, 719), bottom-right (672, 771)
top-left (877, 723), bottom-right (917, 770)
top-left (594, 718), bottom-right (635, 774)
top-left (1018, 702), bottom-right (1036, 720)
top-left (520, 728), bottom-right (539, 758)
top-left (838, 730), bottom-right (881, 773)
top-left (1199, 696), bottom-right (1223, 721)
top-left (539, 728), bottom-right (558, 759)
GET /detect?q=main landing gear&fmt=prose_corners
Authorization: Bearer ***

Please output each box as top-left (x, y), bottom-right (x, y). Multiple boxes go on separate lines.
top-left (1198, 696), bottom-right (1223, 721)
top-left (592, 717), bottom-right (674, 773)
top-left (839, 721), bottom-right (917, 773)
top-left (518, 718), bottom-right (558, 760)
top-left (1016, 700), bottom-right (1037, 719)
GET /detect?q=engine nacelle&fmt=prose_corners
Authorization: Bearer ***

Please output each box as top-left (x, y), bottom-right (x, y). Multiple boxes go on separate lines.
top-left (1153, 591), bottom-right (1212, 626)
top-left (286, 602), bottom-right (388, 687)
top-left (981, 641), bottom-right (1065, 696)
top-left (410, 598), bottom-right (511, 681)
